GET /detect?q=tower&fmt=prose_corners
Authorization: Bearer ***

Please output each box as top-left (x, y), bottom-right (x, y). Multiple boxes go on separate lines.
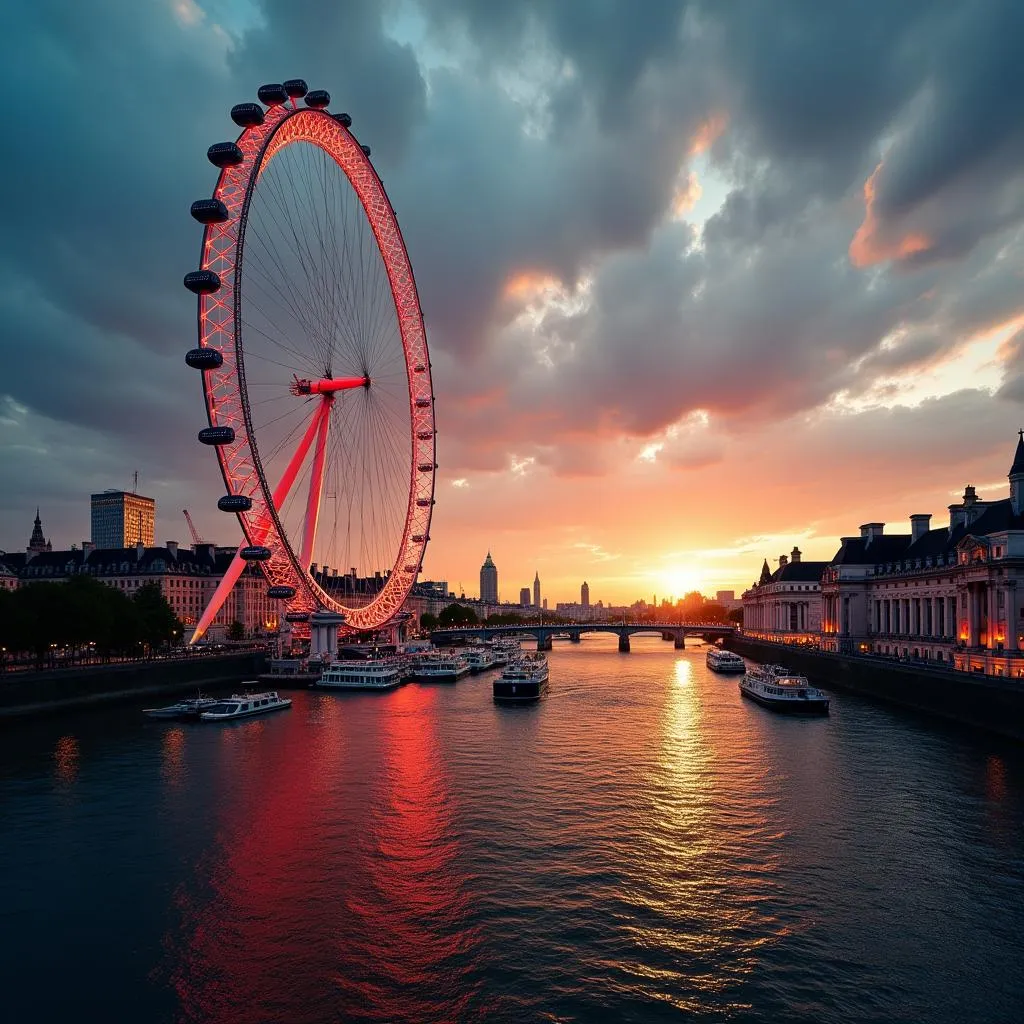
top-left (480, 552), bottom-right (498, 603)
top-left (533, 571), bottom-right (540, 609)
top-left (1010, 430), bottom-right (1024, 516)
top-left (27, 509), bottom-right (52, 554)
top-left (581, 581), bottom-right (590, 609)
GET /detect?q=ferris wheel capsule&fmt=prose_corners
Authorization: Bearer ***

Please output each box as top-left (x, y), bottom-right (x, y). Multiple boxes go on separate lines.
top-left (185, 79), bottom-right (435, 643)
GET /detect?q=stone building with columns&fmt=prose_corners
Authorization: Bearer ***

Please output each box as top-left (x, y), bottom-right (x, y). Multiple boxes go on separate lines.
top-left (818, 433), bottom-right (1024, 678)
top-left (741, 547), bottom-right (826, 644)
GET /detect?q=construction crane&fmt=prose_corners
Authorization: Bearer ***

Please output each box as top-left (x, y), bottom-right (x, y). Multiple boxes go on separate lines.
top-left (183, 509), bottom-right (204, 545)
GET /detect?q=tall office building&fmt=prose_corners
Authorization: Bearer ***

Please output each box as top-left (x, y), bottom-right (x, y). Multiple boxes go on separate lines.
top-left (581, 581), bottom-right (590, 609)
top-left (519, 587), bottom-right (531, 607)
top-left (533, 571), bottom-right (541, 609)
top-left (91, 490), bottom-right (156, 548)
top-left (480, 551), bottom-right (498, 603)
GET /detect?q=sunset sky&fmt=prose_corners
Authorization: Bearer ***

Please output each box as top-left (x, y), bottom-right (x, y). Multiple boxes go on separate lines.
top-left (2, 1), bottom-right (1024, 605)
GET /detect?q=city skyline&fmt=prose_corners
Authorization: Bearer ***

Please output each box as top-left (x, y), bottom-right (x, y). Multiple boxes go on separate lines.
top-left (2, 3), bottom-right (1024, 604)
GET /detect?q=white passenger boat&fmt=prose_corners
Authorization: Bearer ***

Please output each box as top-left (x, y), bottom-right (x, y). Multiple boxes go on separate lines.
top-left (706, 647), bottom-right (747, 674)
top-left (413, 652), bottom-right (470, 682)
top-left (489, 638), bottom-right (522, 666)
top-left (493, 653), bottom-right (549, 704)
top-left (200, 690), bottom-right (292, 721)
top-left (739, 665), bottom-right (829, 714)
top-left (464, 646), bottom-right (497, 673)
top-left (143, 696), bottom-right (220, 720)
top-left (315, 658), bottom-right (404, 692)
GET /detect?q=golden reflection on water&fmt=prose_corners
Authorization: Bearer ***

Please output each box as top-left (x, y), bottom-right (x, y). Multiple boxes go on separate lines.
top-left (161, 728), bottom-right (186, 787)
top-left (53, 735), bottom-right (79, 786)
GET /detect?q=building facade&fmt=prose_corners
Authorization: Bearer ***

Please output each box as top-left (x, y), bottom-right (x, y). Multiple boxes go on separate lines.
top-left (1, 535), bottom-right (275, 641)
top-left (519, 587), bottom-right (531, 607)
top-left (480, 552), bottom-right (498, 603)
top-left (533, 572), bottom-right (541, 609)
top-left (744, 433), bottom-right (1024, 678)
top-left (91, 490), bottom-right (156, 548)
top-left (741, 548), bottom-right (825, 644)
top-left (581, 581), bottom-right (590, 610)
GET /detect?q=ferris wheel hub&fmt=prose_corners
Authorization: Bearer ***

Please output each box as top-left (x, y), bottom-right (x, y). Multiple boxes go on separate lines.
top-left (289, 374), bottom-right (371, 397)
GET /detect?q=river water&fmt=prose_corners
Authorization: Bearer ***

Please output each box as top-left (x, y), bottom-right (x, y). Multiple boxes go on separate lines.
top-left (2, 636), bottom-right (1023, 1023)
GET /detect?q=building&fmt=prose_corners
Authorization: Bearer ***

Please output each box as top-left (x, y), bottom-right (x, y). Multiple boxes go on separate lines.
top-left (581, 581), bottom-right (590, 610)
top-left (519, 587), bottom-right (531, 607)
top-left (533, 571), bottom-right (541, 608)
top-left (741, 547), bottom-right (826, 643)
top-left (27, 509), bottom-right (52, 554)
top-left (480, 552), bottom-right (498, 603)
top-left (91, 490), bottom-right (156, 548)
top-left (0, 535), bottom-right (275, 641)
top-left (715, 590), bottom-right (739, 611)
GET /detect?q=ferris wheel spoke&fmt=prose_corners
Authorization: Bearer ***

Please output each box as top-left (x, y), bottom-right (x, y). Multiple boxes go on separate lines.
top-left (300, 401), bottom-right (332, 572)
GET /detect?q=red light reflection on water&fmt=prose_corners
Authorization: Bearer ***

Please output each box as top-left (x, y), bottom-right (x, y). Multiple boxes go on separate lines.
top-left (166, 690), bottom-right (476, 1023)
top-left (53, 735), bottom-right (79, 786)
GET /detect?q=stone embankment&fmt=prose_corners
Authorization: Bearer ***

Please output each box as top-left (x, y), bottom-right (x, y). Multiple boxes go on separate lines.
top-left (0, 652), bottom-right (266, 720)
top-left (725, 635), bottom-right (1024, 741)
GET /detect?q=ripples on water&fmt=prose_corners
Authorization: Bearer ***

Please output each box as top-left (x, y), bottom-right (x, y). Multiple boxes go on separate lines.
top-left (2, 636), bottom-right (1023, 1023)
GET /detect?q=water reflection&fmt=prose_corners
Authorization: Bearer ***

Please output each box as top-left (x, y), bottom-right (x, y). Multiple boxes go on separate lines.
top-left (53, 734), bottom-right (79, 786)
top-left (161, 727), bottom-right (186, 788)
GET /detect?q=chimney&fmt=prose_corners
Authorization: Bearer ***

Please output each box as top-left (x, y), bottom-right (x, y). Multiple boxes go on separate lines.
top-left (963, 485), bottom-right (977, 506)
top-left (909, 514), bottom-right (931, 543)
top-left (859, 523), bottom-right (884, 547)
top-left (779, 554), bottom-right (789, 568)
top-left (136, 540), bottom-right (145, 560)
top-left (791, 546), bottom-right (802, 563)
top-left (166, 541), bottom-right (179, 559)
top-left (82, 541), bottom-right (95, 557)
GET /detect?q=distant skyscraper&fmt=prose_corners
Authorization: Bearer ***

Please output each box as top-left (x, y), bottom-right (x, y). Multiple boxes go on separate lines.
top-left (480, 551), bottom-right (498, 603)
top-left (27, 509), bottom-right (51, 554)
top-left (91, 490), bottom-right (156, 548)
top-left (581, 581), bottom-right (590, 609)
top-left (533, 571), bottom-right (541, 608)
top-left (519, 587), bottom-right (531, 607)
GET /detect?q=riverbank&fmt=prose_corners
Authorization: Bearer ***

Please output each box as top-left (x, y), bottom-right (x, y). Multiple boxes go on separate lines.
top-left (725, 635), bottom-right (1024, 741)
top-left (0, 652), bottom-right (266, 720)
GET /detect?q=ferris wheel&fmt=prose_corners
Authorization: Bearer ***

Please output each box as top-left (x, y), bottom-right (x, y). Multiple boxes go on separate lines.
top-left (183, 81), bottom-right (435, 642)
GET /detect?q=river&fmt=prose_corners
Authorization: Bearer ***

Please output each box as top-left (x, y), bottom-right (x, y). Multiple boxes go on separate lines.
top-left (2, 635), bottom-right (1022, 1023)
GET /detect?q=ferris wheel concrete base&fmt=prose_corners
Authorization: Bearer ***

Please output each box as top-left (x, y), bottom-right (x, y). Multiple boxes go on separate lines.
top-left (310, 611), bottom-right (345, 661)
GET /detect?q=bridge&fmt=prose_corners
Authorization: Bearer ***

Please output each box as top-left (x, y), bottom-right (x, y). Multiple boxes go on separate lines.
top-left (429, 622), bottom-right (736, 652)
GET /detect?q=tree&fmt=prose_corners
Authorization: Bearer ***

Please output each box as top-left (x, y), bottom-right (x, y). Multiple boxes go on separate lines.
top-left (227, 620), bottom-right (245, 642)
top-left (419, 612), bottom-right (437, 631)
top-left (728, 607), bottom-right (744, 625)
top-left (437, 602), bottom-right (478, 627)
top-left (701, 602), bottom-right (730, 623)
top-left (133, 582), bottom-right (182, 650)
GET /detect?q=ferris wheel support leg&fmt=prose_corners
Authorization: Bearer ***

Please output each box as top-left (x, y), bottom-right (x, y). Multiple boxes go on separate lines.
top-left (300, 398), bottom-right (333, 572)
top-left (190, 403), bottom-right (330, 644)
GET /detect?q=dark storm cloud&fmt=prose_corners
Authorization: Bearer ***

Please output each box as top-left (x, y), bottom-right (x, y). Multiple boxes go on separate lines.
top-left (3, 0), bottom-right (1024, 547)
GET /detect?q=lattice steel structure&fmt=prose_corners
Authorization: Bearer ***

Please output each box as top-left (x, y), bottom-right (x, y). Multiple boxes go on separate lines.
top-left (184, 82), bottom-right (435, 641)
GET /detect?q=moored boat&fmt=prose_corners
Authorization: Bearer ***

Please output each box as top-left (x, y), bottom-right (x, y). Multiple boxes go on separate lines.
top-left (739, 665), bottom-right (829, 714)
top-left (413, 652), bottom-right (470, 683)
top-left (464, 646), bottom-right (497, 673)
top-left (143, 696), bottom-right (220, 720)
top-left (315, 658), bottom-right (404, 692)
top-left (706, 647), bottom-right (746, 674)
top-left (493, 653), bottom-right (549, 704)
top-left (489, 638), bottom-right (521, 666)
top-left (200, 690), bottom-right (292, 721)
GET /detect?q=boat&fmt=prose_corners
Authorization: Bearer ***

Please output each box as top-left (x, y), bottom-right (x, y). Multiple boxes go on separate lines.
top-left (464, 646), bottom-right (497, 673)
top-left (315, 658), bottom-right (404, 692)
top-left (489, 638), bottom-right (522, 666)
top-left (706, 647), bottom-right (747, 674)
top-left (739, 665), bottom-right (829, 714)
top-left (493, 653), bottom-right (549, 704)
top-left (413, 652), bottom-right (470, 683)
top-left (199, 690), bottom-right (292, 721)
top-left (143, 696), bottom-right (220, 720)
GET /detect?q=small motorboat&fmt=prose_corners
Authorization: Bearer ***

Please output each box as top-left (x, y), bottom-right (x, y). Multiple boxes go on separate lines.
top-left (200, 690), bottom-right (292, 721)
top-left (143, 696), bottom-right (220, 720)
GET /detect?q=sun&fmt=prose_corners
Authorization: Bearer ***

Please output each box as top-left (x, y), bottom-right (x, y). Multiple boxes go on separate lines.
top-left (657, 565), bottom-right (705, 600)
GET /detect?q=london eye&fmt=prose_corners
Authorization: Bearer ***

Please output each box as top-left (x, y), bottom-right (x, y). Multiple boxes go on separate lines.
top-left (184, 80), bottom-right (435, 642)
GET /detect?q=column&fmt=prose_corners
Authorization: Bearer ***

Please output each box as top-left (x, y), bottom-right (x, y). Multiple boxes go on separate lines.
top-left (948, 595), bottom-right (956, 639)
top-left (1008, 583), bottom-right (1018, 651)
top-left (969, 586), bottom-right (980, 647)
top-left (988, 584), bottom-right (998, 648)
top-left (931, 597), bottom-right (939, 637)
